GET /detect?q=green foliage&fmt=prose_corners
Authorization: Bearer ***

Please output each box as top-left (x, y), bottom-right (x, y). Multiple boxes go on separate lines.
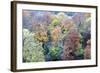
top-left (80, 34), bottom-right (83, 44)
top-left (48, 18), bottom-right (60, 30)
top-left (51, 18), bottom-right (59, 26)
top-left (23, 29), bottom-right (45, 62)
top-left (76, 48), bottom-right (84, 55)
top-left (62, 27), bottom-right (68, 34)
top-left (48, 24), bottom-right (53, 30)
top-left (75, 44), bottom-right (84, 56)
top-left (49, 46), bottom-right (61, 60)
top-left (75, 34), bottom-right (84, 56)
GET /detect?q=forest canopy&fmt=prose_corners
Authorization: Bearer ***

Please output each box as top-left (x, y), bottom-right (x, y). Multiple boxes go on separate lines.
top-left (22, 10), bottom-right (91, 62)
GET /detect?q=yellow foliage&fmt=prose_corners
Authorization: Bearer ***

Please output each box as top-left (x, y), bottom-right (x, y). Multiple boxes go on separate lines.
top-left (51, 26), bottom-right (61, 42)
top-left (34, 31), bottom-right (48, 42)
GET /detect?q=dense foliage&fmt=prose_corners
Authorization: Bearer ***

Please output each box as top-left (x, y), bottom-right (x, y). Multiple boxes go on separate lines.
top-left (22, 10), bottom-right (91, 62)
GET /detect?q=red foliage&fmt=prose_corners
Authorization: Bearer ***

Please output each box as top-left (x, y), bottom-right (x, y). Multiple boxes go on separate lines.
top-left (62, 28), bottom-right (80, 60)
